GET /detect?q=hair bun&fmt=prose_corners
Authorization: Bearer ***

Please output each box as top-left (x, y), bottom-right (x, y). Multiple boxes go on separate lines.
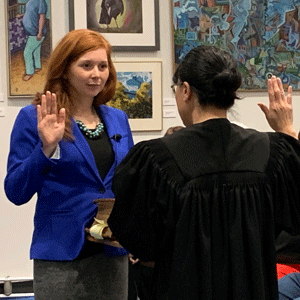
top-left (212, 68), bottom-right (240, 91)
top-left (209, 68), bottom-right (241, 108)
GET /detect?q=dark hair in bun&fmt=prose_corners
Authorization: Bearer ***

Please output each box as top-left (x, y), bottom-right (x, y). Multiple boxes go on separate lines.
top-left (172, 45), bottom-right (242, 109)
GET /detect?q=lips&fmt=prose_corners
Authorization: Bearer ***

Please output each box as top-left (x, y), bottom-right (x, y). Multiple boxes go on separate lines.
top-left (87, 84), bottom-right (102, 91)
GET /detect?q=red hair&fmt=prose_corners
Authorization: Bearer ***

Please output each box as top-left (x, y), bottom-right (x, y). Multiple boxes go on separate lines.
top-left (33, 29), bottom-right (117, 140)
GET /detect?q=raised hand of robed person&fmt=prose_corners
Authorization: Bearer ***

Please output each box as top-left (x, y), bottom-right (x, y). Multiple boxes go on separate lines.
top-left (37, 91), bottom-right (66, 157)
top-left (258, 76), bottom-right (297, 139)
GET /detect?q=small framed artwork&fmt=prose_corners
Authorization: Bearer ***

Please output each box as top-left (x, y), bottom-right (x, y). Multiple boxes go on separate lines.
top-left (172, 0), bottom-right (300, 91)
top-left (69, 0), bottom-right (160, 51)
top-left (107, 60), bottom-right (162, 131)
top-left (5, 0), bottom-right (52, 98)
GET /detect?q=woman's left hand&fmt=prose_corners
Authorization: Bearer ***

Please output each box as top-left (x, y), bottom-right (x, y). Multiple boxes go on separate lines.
top-left (258, 76), bottom-right (297, 139)
top-left (128, 253), bottom-right (140, 264)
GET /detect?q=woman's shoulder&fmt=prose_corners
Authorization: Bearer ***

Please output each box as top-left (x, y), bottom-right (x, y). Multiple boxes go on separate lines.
top-left (10, 105), bottom-right (38, 135)
top-left (116, 137), bottom-right (185, 185)
top-left (265, 132), bottom-right (300, 172)
top-left (267, 132), bottom-right (300, 151)
top-left (121, 138), bottom-right (172, 167)
top-left (19, 104), bottom-right (36, 112)
top-left (15, 104), bottom-right (37, 122)
top-left (99, 104), bottom-right (127, 117)
top-left (130, 138), bottom-right (180, 171)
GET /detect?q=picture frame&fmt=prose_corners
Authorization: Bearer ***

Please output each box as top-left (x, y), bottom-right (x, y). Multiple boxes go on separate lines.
top-left (172, 0), bottom-right (300, 91)
top-left (107, 60), bottom-right (162, 131)
top-left (69, 0), bottom-right (160, 51)
top-left (5, 0), bottom-right (52, 98)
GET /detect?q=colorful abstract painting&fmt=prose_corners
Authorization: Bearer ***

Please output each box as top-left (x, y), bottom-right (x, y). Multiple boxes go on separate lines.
top-left (173, 0), bottom-right (300, 90)
top-left (6, 0), bottom-right (51, 97)
top-left (87, 0), bottom-right (143, 33)
top-left (107, 71), bottom-right (153, 119)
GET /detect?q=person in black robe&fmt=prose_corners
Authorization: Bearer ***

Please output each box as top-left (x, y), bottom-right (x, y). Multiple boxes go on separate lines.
top-left (108, 45), bottom-right (300, 300)
top-left (127, 126), bottom-right (184, 300)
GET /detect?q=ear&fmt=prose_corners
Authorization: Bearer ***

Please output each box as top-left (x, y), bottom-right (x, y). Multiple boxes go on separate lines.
top-left (182, 81), bottom-right (193, 102)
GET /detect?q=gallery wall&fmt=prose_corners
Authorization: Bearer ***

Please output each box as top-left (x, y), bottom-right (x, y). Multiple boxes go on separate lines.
top-left (0, 0), bottom-right (300, 279)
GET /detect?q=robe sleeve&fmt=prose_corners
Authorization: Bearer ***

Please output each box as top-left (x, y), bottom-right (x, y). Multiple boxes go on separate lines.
top-left (268, 133), bottom-right (300, 236)
top-left (108, 139), bottom-right (183, 261)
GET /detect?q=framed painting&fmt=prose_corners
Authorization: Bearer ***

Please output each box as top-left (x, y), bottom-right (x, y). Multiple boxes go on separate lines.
top-left (5, 0), bottom-right (52, 98)
top-left (69, 0), bottom-right (160, 51)
top-left (107, 60), bottom-right (162, 131)
top-left (172, 0), bottom-right (300, 90)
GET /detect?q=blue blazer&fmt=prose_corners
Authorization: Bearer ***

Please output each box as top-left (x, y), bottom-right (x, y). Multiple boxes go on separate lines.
top-left (4, 104), bottom-right (134, 260)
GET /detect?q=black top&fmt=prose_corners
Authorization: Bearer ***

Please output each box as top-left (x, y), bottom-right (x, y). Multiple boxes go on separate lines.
top-left (77, 125), bottom-right (115, 259)
top-left (80, 127), bottom-right (114, 180)
top-left (108, 119), bottom-right (300, 300)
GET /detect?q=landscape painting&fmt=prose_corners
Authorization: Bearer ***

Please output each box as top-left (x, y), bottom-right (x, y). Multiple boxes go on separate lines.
top-left (107, 61), bottom-right (162, 131)
top-left (108, 71), bottom-right (153, 118)
top-left (173, 0), bottom-right (300, 90)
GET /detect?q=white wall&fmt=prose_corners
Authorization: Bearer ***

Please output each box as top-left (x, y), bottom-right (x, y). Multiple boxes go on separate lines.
top-left (1, 0), bottom-right (300, 279)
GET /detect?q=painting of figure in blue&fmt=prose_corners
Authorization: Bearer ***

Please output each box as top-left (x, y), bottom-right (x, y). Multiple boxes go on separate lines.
top-left (173, 0), bottom-right (300, 90)
top-left (22, 0), bottom-right (48, 81)
top-left (7, 0), bottom-right (51, 96)
top-left (107, 71), bottom-right (153, 119)
top-left (87, 0), bottom-right (143, 33)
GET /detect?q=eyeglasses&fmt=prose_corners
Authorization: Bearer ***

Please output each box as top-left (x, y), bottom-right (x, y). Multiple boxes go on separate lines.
top-left (171, 84), bottom-right (177, 94)
top-left (171, 82), bottom-right (182, 94)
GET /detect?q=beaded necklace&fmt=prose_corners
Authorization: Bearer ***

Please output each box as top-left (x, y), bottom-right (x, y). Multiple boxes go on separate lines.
top-left (75, 119), bottom-right (104, 139)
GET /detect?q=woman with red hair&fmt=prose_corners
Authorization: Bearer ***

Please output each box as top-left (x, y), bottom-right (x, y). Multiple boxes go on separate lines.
top-left (5, 29), bottom-right (133, 299)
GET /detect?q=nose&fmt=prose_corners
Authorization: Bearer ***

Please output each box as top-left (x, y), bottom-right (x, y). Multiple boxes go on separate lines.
top-left (91, 66), bottom-right (101, 78)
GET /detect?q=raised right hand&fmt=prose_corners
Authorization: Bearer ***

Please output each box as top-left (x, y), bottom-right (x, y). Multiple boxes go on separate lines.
top-left (258, 76), bottom-right (297, 139)
top-left (37, 91), bottom-right (66, 157)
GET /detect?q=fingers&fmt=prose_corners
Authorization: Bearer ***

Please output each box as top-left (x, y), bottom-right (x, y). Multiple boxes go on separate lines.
top-left (275, 77), bottom-right (283, 93)
top-left (276, 77), bottom-right (285, 103)
top-left (58, 108), bottom-right (66, 124)
top-left (131, 258), bottom-right (140, 264)
top-left (268, 76), bottom-right (291, 105)
top-left (129, 256), bottom-right (140, 264)
top-left (257, 103), bottom-right (269, 117)
top-left (41, 94), bottom-right (47, 119)
top-left (40, 91), bottom-right (58, 117)
top-left (46, 91), bottom-right (52, 114)
top-left (51, 93), bottom-right (57, 115)
top-left (268, 76), bottom-right (282, 104)
top-left (268, 77), bottom-right (275, 105)
top-left (37, 104), bottom-right (42, 124)
top-left (287, 85), bottom-right (292, 105)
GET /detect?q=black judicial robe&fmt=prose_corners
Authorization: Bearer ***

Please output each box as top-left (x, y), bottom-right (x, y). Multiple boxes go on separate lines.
top-left (108, 118), bottom-right (300, 300)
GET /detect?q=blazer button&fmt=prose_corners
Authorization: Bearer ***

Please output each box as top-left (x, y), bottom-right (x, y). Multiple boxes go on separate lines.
top-left (99, 187), bottom-right (105, 194)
